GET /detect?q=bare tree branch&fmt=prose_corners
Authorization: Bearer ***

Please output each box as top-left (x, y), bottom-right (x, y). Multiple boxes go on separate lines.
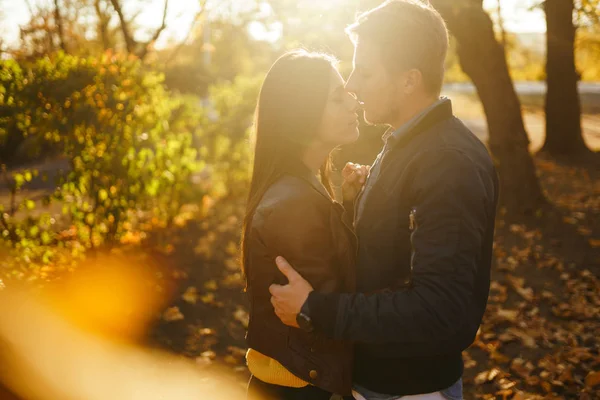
top-left (94, 0), bottom-right (112, 50)
top-left (53, 0), bottom-right (67, 52)
top-left (109, 0), bottom-right (170, 59)
top-left (24, 0), bottom-right (35, 16)
top-left (137, 0), bottom-right (169, 59)
top-left (165, 0), bottom-right (207, 65)
top-left (108, 0), bottom-right (136, 54)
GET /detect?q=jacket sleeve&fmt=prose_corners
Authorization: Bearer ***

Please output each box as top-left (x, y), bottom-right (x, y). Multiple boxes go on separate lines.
top-left (307, 149), bottom-right (495, 355)
top-left (258, 194), bottom-right (339, 292)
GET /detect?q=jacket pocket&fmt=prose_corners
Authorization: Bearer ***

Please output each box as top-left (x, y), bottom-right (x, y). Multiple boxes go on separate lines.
top-left (286, 331), bottom-right (329, 379)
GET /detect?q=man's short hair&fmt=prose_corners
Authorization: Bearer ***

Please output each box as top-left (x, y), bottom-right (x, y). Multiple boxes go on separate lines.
top-left (346, 0), bottom-right (449, 95)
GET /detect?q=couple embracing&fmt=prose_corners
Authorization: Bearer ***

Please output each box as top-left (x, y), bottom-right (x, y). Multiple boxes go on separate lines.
top-left (241, 1), bottom-right (499, 399)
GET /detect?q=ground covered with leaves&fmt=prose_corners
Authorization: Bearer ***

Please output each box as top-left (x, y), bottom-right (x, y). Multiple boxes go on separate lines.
top-left (150, 154), bottom-right (600, 400)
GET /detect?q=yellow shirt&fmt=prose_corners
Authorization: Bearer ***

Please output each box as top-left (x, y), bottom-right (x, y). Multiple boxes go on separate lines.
top-left (246, 348), bottom-right (309, 388)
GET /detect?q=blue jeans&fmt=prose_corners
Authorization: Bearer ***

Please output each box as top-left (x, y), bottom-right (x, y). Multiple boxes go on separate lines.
top-left (352, 378), bottom-right (462, 400)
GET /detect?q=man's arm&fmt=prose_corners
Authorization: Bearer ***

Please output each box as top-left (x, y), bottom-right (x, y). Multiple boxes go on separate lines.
top-left (304, 149), bottom-right (494, 355)
top-left (261, 192), bottom-right (344, 327)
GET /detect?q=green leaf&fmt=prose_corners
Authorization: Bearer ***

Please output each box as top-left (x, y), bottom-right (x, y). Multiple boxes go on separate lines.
top-left (99, 188), bottom-right (108, 201)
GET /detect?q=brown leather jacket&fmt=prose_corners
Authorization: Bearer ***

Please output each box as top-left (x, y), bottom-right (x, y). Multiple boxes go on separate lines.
top-left (245, 164), bottom-right (356, 395)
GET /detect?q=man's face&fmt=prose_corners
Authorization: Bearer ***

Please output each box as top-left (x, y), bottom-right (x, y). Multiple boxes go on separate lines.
top-left (345, 39), bottom-right (405, 126)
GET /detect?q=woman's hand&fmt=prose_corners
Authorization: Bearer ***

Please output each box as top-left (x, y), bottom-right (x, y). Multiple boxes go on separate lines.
top-left (341, 162), bottom-right (370, 203)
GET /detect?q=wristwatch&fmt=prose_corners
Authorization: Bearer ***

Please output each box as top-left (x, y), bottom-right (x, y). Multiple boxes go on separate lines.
top-left (296, 298), bottom-right (314, 332)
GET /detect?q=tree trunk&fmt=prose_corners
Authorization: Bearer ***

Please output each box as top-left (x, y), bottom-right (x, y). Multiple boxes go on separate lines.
top-left (430, 0), bottom-right (545, 214)
top-left (543, 0), bottom-right (588, 156)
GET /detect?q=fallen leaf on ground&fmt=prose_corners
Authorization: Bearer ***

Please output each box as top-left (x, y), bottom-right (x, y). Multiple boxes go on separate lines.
top-left (225, 258), bottom-right (239, 271)
top-left (163, 307), bottom-right (184, 322)
top-left (199, 328), bottom-right (215, 336)
top-left (507, 328), bottom-right (538, 348)
top-left (233, 308), bottom-right (249, 328)
top-left (204, 280), bottom-right (218, 291)
top-left (585, 371), bottom-right (600, 388)
top-left (497, 308), bottom-right (519, 322)
top-left (474, 368), bottom-right (502, 384)
top-left (182, 287), bottom-right (198, 304)
top-left (200, 293), bottom-right (215, 304)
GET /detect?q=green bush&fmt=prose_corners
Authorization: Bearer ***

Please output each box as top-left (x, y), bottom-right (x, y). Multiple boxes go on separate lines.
top-left (202, 75), bottom-right (261, 198)
top-left (0, 53), bottom-right (200, 275)
top-left (0, 52), bottom-right (260, 279)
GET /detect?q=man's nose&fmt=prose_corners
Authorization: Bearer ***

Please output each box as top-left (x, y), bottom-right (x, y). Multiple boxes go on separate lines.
top-left (345, 74), bottom-right (358, 96)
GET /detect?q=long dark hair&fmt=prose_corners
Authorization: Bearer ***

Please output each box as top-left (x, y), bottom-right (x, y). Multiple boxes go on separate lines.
top-left (240, 49), bottom-right (338, 279)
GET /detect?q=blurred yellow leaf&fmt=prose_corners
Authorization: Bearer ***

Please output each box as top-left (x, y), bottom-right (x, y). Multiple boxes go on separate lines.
top-left (496, 308), bottom-right (519, 322)
top-left (233, 308), bottom-right (249, 328)
top-left (224, 258), bottom-right (239, 272)
top-left (182, 287), bottom-right (198, 304)
top-left (474, 368), bottom-right (501, 385)
top-left (490, 351), bottom-right (510, 364)
top-left (199, 328), bottom-right (215, 336)
top-left (511, 391), bottom-right (527, 400)
top-left (200, 350), bottom-right (216, 360)
top-left (200, 293), bottom-right (215, 304)
top-left (225, 241), bottom-right (238, 256)
top-left (585, 371), bottom-right (600, 388)
top-left (223, 355), bottom-right (238, 365)
top-left (507, 328), bottom-right (537, 348)
top-left (163, 307), bottom-right (184, 322)
top-left (221, 272), bottom-right (243, 289)
top-left (227, 346), bottom-right (246, 359)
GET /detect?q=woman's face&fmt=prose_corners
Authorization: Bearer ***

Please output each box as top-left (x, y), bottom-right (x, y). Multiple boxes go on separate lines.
top-left (314, 68), bottom-right (360, 148)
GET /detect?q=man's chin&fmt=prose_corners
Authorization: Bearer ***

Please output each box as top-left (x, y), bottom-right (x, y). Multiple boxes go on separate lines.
top-left (362, 111), bottom-right (382, 126)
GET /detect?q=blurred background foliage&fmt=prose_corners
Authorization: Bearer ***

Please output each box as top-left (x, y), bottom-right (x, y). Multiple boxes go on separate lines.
top-left (0, 1), bottom-right (598, 398)
top-left (0, 0), bottom-right (599, 278)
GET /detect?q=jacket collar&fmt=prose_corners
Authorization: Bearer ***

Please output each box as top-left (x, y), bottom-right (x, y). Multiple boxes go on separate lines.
top-left (386, 99), bottom-right (454, 150)
top-left (286, 161), bottom-right (333, 201)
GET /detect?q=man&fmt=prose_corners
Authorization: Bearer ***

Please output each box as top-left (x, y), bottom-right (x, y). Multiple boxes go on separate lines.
top-left (269, 1), bottom-right (499, 399)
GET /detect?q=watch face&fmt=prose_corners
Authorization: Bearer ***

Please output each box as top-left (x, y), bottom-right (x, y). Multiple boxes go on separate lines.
top-left (297, 312), bottom-right (314, 332)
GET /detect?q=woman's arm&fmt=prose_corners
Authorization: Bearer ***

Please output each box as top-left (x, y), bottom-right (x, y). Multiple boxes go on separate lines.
top-left (257, 194), bottom-right (339, 293)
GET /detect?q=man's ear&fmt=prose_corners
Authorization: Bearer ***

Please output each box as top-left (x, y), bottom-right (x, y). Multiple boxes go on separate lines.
top-left (402, 69), bottom-right (422, 95)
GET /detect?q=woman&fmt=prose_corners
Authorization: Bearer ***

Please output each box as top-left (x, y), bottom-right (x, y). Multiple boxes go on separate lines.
top-left (241, 50), bottom-right (365, 400)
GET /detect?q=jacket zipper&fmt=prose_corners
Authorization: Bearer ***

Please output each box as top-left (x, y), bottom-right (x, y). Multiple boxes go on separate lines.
top-left (409, 208), bottom-right (417, 232)
top-left (407, 207), bottom-right (418, 286)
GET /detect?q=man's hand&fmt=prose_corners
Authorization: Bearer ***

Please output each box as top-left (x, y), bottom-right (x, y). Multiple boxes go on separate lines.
top-left (269, 257), bottom-right (314, 328)
top-left (342, 162), bottom-right (370, 203)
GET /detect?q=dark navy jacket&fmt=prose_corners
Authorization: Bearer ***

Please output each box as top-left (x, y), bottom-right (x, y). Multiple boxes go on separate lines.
top-left (307, 100), bottom-right (499, 396)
